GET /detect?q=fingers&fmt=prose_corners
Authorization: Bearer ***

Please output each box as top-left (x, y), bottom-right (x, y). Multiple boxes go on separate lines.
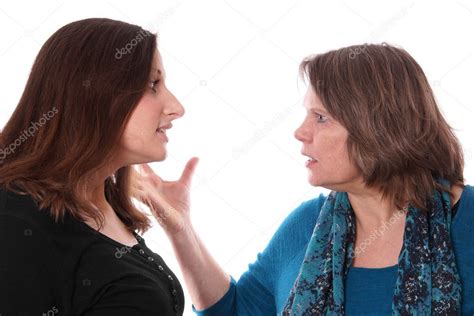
top-left (138, 163), bottom-right (155, 175)
top-left (144, 192), bottom-right (177, 226)
top-left (179, 157), bottom-right (199, 187)
top-left (130, 185), bottom-right (143, 200)
top-left (137, 163), bottom-right (163, 187)
top-left (137, 159), bottom-right (198, 187)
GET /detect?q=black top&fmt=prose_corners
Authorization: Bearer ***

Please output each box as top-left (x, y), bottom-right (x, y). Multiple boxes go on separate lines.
top-left (0, 188), bottom-right (185, 316)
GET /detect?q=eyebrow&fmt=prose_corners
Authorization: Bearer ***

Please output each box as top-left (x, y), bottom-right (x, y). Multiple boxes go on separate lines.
top-left (313, 107), bottom-right (329, 114)
top-left (303, 103), bottom-right (329, 115)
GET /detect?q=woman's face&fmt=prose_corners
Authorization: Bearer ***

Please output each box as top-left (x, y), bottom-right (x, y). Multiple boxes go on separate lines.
top-left (294, 86), bottom-right (362, 191)
top-left (119, 50), bottom-right (184, 165)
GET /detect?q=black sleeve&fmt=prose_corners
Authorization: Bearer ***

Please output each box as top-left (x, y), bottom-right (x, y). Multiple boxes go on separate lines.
top-left (0, 213), bottom-right (57, 315)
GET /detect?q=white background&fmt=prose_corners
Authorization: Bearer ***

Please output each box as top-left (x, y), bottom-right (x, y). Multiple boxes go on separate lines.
top-left (1, 1), bottom-right (472, 315)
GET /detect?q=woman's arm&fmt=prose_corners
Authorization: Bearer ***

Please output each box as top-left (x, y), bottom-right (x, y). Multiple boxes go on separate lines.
top-left (131, 158), bottom-right (279, 314)
top-left (132, 158), bottom-right (230, 309)
top-left (168, 223), bottom-right (231, 310)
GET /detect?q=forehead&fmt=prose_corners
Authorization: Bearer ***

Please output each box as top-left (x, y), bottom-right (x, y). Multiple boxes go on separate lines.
top-left (303, 87), bottom-right (328, 113)
top-left (151, 50), bottom-right (165, 77)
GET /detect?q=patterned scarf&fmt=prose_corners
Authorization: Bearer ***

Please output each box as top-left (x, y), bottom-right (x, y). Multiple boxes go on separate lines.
top-left (282, 180), bottom-right (462, 315)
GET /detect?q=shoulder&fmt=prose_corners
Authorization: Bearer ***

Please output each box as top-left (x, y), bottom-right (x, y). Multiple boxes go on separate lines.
top-left (268, 193), bottom-right (327, 250)
top-left (0, 187), bottom-right (55, 229)
top-left (0, 186), bottom-right (115, 283)
top-left (0, 189), bottom-right (60, 312)
top-left (240, 193), bottom-right (328, 292)
top-left (0, 187), bottom-right (100, 249)
top-left (0, 188), bottom-right (58, 256)
top-left (283, 194), bottom-right (326, 229)
top-left (459, 184), bottom-right (474, 204)
top-left (453, 184), bottom-right (474, 233)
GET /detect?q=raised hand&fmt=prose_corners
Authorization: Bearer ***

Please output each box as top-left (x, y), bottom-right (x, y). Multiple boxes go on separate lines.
top-left (131, 157), bottom-right (199, 236)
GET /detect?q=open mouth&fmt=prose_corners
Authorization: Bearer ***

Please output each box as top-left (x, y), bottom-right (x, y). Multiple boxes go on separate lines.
top-left (156, 128), bottom-right (166, 135)
top-left (302, 153), bottom-right (318, 167)
top-left (156, 123), bottom-right (172, 135)
top-left (156, 124), bottom-right (172, 142)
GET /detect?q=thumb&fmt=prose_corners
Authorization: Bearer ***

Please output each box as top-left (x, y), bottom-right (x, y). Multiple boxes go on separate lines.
top-left (179, 157), bottom-right (199, 187)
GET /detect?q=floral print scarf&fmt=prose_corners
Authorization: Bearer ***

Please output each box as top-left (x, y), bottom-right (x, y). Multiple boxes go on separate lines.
top-left (282, 179), bottom-right (461, 315)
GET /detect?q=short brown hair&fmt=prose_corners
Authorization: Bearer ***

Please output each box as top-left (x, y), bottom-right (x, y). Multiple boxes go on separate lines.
top-left (0, 18), bottom-right (157, 233)
top-left (300, 43), bottom-right (464, 211)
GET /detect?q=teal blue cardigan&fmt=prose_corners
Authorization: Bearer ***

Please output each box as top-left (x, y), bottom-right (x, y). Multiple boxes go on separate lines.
top-left (195, 185), bottom-right (474, 315)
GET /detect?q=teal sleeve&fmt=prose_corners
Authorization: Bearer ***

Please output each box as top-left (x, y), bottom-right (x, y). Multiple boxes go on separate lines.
top-left (193, 195), bottom-right (326, 315)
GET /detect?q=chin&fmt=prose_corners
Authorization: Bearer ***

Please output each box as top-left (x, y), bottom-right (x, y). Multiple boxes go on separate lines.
top-left (307, 174), bottom-right (321, 187)
top-left (154, 151), bottom-right (167, 162)
top-left (307, 174), bottom-right (333, 190)
top-left (138, 151), bottom-right (167, 164)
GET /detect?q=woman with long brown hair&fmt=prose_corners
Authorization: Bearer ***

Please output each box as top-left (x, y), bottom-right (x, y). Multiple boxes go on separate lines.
top-left (132, 44), bottom-right (474, 314)
top-left (0, 18), bottom-right (194, 315)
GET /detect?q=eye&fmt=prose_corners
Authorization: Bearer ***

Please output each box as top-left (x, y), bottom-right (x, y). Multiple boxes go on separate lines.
top-left (149, 79), bottom-right (160, 93)
top-left (314, 112), bottom-right (328, 123)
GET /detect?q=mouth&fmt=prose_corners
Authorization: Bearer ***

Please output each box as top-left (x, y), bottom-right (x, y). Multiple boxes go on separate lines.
top-left (156, 123), bottom-right (172, 132)
top-left (156, 123), bottom-right (172, 140)
top-left (156, 127), bottom-right (166, 135)
top-left (302, 152), bottom-right (318, 167)
top-left (302, 152), bottom-right (318, 161)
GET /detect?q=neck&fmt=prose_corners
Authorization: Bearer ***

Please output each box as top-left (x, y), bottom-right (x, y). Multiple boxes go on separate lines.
top-left (346, 186), bottom-right (405, 234)
top-left (85, 165), bottom-right (120, 217)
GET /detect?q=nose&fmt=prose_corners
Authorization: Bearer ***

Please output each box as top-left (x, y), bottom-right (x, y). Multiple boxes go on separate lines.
top-left (165, 91), bottom-right (185, 120)
top-left (294, 118), bottom-right (312, 143)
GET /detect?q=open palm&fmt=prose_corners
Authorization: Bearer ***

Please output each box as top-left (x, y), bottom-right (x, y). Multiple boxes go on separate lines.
top-left (131, 157), bottom-right (199, 236)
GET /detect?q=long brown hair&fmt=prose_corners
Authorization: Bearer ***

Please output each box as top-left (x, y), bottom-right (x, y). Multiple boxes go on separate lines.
top-left (0, 18), bottom-right (157, 233)
top-left (300, 43), bottom-right (464, 211)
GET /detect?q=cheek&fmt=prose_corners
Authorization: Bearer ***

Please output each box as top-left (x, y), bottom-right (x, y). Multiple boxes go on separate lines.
top-left (129, 97), bottom-right (162, 134)
top-left (316, 133), bottom-right (353, 170)
top-left (121, 98), bottom-right (161, 146)
top-left (314, 131), bottom-right (346, 159)
top-left (328, 144), bottom-right (360, 178)
top-left (120, 122), bottom-right (145, 151)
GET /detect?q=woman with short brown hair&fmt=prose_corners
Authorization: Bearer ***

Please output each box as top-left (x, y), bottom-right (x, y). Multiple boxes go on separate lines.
top-left (132, 43), bottom-right (474, 315)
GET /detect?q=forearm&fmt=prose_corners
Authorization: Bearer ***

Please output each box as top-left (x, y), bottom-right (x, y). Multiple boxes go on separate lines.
top-left (169, 225), bottom-right (231, 311)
